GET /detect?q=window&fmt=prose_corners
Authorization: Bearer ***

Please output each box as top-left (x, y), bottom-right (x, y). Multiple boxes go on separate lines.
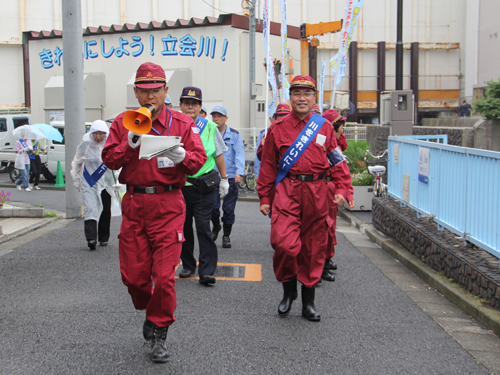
top-left (13, 117), bottom-right (30, 128)
top-left (52, 127), bottom-right (65, 145)
top-left (0, 119), bottom-right (7, 132)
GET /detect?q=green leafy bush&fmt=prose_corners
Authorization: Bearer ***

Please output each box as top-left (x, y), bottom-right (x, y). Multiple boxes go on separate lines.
top-left (351, 170), bottom-right (374, 186)
top-left (344, 140), bottom-right (371, 175)
top-left (473, 79), bottom-right (500, 120)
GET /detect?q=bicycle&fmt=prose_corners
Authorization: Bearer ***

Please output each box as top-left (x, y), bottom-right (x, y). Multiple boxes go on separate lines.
top-left (238, 160), bottom-right (256, 192)
top-left (365, 149), bottom-right (388, 198)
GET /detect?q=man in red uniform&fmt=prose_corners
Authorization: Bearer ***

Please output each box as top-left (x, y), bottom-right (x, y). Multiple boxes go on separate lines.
top-left (102, 62), bottom-right (207, 363)
top-left (257, 75), bottom-right (350, 322)
top-left (321, 109), bottom-right (354, 281)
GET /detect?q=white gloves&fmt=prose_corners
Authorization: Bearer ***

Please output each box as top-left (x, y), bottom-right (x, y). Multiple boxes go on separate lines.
top-left (74, 178), bottom-right (81, 192)
top-left (128, 131), bottom-right (142, 149)
top-left (162, 146), bottom-right (186, 164)
top-left (24, 147), bottom-right (30, 152)
top-left (219, 179), bottom-right (229, 198)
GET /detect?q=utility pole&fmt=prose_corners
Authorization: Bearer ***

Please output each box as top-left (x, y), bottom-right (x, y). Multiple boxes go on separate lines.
top-left (248, 0), bottom-right (257, 140)
top-left (395, 0), bottom-right (403, 90)
top-left (62, 0), bottom-right (86, 218)
top-left (249, 0), bottom-right (256, 101)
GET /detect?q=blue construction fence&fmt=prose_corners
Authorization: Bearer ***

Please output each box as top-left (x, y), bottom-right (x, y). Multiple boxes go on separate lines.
top-left (387, 135), bottom-right (500, 259)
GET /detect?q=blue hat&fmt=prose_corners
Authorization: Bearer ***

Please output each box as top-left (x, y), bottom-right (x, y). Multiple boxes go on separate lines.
top-left (211, 105), bottom-right (227, 116)
top-left (164, 94), bottom-right (172, 104)
top-left (201, 105), bottom-right (207, 114)
top-left (180, 86), bottom-right (202, 102)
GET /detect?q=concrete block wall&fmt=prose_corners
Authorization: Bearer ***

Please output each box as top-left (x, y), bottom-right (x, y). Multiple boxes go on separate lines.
top-left (372, 198), bottom-right (500, 310)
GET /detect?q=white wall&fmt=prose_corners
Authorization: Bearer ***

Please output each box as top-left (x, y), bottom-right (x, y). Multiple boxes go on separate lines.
top-left (26, 24), bottom-right (300, 129)
top-left (477, 0), bottom-right (500, 88)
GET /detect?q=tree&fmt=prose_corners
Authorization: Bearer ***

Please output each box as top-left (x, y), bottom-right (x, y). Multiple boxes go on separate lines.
top-left (473, 79), bottom-right (500, 120)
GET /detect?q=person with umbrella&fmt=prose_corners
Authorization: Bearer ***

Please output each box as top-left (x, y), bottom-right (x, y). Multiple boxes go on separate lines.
top-left (29, 139), bottom-right (42, 190)
top-left (15, 136), bottom-right (32, 192)
top-left (70, 120), bottom-right (117, 251)
top-left (12, 125), bottom-right (46, 192)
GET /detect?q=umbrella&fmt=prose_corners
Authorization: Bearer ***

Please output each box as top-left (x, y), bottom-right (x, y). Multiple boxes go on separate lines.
top-left (32, 123), bottom-right (64, 142)
top-left (12, 125), bottom-right (46, 140)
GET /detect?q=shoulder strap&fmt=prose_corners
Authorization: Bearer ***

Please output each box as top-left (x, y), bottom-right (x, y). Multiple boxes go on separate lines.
top-left (195, 116), bottom-right (209, 135)
top-left (275, 113), bottom-right (327, 187)
top-left (83, 163), bottom-right (108, 188)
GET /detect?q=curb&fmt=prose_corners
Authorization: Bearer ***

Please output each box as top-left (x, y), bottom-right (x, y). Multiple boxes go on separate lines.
top-left (0, 216), bottom-right (61, 245)
top-left (337, 207), bottom-right (500, 337)
top-left (0, 183), bottom-right (65, 191)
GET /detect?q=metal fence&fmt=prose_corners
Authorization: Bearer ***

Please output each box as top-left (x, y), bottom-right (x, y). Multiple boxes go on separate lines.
top-left (387, 135), bottom-right (500, 259)
top-left (344, 125), bottom-right (367, 142)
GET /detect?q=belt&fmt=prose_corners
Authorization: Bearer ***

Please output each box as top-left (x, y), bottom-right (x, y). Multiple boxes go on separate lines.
top-left (127, 185), bottom-right (178, 194)
top-left (286, 173), bottom-right (325, 182)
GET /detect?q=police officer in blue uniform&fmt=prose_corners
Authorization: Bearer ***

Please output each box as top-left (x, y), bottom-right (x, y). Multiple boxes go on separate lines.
top-left (164, 94), bottom-right (172, 109)
top-left (210, 106), bottom-right (245, 248)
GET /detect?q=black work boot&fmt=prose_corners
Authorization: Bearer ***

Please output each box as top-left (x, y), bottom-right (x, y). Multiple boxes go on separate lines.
top-left (143, 318), bottom-right (154, 341)
top-left (222, 224), bottom-right (232, 248)
top-left (278, 277), bottom-right (298, 316)
top-left (212, 220), bottom-right (221, 241)
top-left (150, 325), bottom-right (169, 363)
top-left (301, 284), bottom-right (321, 322)
top-left (321, 260), bottom-right (335, 282)
top-left (328, 259), bottom-right (338, 270)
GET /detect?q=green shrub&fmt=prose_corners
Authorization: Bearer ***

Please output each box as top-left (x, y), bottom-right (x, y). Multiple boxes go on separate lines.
top-left (344, 140), bottom-right (371, 175)
top-left (351, 170), bottom-right (374, 186)
top-left (473, 79), bottom-right (500, 120)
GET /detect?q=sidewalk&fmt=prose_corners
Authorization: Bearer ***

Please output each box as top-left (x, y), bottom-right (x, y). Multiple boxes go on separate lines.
top-left (0, 202), bottom-right (63, 244)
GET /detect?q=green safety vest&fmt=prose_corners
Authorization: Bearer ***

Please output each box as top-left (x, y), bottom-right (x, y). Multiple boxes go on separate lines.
top-left (186, 119), bottom-right (218, 184)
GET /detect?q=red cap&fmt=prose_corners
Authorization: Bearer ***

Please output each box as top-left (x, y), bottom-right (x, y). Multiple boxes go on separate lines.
top-left (134, 62), bottom-right (167, 89)
top-left (275, 103), bottom-right (291, 114)
top-left (312, 104), bottom-right (321, 114)
top-left (290, 75), bottom-right (316, 91)
top-left (322, 109), bottom-right (344, 123)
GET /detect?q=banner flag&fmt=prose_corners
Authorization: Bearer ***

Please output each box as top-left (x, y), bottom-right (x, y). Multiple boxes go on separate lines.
top-left (329, 0), bottom-right (365, 90)
top-left (280, 0), bottom-right (290, 100)
top-left (263, 0), bottom-right (278, 118)
top-left (319, 60), bottom-right (326, 114)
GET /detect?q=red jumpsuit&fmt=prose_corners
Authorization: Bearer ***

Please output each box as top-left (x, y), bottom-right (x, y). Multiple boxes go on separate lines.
top-left (326, 132), bottom-right (353, 259)
top-left (102, 105), bottom-right (207, 327)
top-left (258, 111), bottom-right (350, 287)
top-left (337, 132), bottom-right (348, 153)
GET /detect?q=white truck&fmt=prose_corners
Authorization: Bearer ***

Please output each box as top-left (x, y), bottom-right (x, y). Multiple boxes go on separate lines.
top-left (0, 120), bottom-right (91, 183)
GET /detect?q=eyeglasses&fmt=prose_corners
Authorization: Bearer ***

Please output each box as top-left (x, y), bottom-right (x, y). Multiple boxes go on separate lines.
top-left (136, 87), bottom-right (165, 96)
top-left (290, 91), bottom-right (316, 98)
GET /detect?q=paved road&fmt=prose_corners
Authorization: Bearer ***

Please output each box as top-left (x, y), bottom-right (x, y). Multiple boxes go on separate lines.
top-left (0, 190), bottom-right (491, 374)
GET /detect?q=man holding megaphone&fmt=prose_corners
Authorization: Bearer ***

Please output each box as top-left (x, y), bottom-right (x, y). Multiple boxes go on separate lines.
top-left (102, 62), bottom-right (207, 363)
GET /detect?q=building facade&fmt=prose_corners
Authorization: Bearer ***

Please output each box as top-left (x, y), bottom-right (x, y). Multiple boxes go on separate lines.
top-left (1, 0), bottom-right (493, 125)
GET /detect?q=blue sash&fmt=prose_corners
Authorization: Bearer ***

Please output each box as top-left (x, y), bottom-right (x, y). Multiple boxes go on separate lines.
top-left (29, 141), bottom-right (38, 159)
top-left (19, 139), bottom-right (29, 150)
top-left (83, 163), bottom-right (108, 188)
top-left (275, 113), bottom-right (327, 187)
top-left (195, 116), bottom-right (209, 135)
